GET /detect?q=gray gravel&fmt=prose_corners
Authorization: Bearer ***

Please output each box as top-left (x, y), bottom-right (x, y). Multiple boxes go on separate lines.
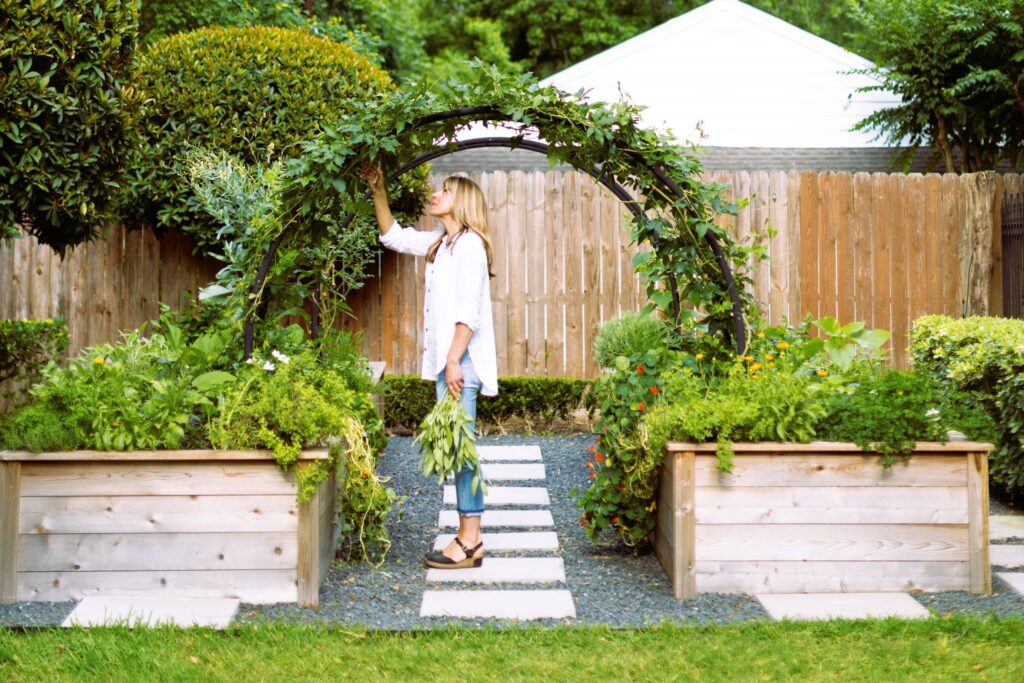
top-left (4, 433), bottom-right (1023, 628)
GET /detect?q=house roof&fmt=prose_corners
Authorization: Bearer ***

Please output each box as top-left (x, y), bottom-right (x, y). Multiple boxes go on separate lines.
top-left (459, 0), bottom-right (901, 150)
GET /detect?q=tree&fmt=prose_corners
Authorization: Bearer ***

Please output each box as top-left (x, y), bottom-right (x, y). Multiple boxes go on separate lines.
top-left (0, 0), bottom-right (139, 253)
top-left (851, 0), bottom-right (1024, 172)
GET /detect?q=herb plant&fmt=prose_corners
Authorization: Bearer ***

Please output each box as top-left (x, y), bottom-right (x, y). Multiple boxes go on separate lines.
top-left (414, 393), bottom-right (486, 495)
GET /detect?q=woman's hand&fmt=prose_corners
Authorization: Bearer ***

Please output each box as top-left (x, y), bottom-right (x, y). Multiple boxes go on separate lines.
top-left (362, 162), bottom-right (386, 195)
top-left (445, 357), bottom-right (465, 398)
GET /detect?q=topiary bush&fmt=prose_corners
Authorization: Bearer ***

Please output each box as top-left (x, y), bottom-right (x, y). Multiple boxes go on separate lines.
top-left (593, 312), bottom-right (671, 369)
top-left (119, 25), bottom-right (400, 247)
top-left (0, 0), bottom-right (138, 252)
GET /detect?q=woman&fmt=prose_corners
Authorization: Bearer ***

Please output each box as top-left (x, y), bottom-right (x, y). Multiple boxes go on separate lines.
top-left (365, 164), bottom-right (498, 569)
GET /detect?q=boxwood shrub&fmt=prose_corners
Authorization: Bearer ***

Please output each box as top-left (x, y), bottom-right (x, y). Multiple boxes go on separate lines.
top-left (379, 375), bottom-right (593, 430)
top-left (0, 0), bottom-right (138, 252)
top-left (119, 26), bottom-right (396, 246)
top-left (910, 315), bottom-right (1024, 501)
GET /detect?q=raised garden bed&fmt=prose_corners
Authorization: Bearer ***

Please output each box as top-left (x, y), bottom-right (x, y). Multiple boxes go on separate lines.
top-left (656, 441), bottom-right (993, 599)
top-left (0, 449), bottom-right (336, 607)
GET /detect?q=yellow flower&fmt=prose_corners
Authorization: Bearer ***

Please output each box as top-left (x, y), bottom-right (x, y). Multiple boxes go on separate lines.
top-left (751, 373), bottom-right (760, 379)
top-left (757, 331), bottom-right (765, 338)
top-left (683, 368), bottom-right (692, 375)
top-left (749, 363), bottom-right (762, 372)
top-left (766, 353), bottom-right (774, 360)
top-left (94, 356), bottom-right (105, 365)
top-left (776, 341), bottom-right (789, 350)
top-left (695, 353), bottom-right (704, 360)
top-left (45, 318), bottom-right (53, 324)
top-left (768, 362), bottom-right (775, 368)
top-left (816, 370), bottom-right (828, 377)
top-left (742, 355), bottom-right (754, 362)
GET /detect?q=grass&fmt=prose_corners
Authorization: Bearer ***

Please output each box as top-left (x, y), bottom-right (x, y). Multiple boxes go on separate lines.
top-left (2, 617), bottom-right (1023, 682)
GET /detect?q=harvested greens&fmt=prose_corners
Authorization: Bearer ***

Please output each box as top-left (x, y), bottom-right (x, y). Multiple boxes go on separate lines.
top-left (414, 393), bottom-right (486, 494)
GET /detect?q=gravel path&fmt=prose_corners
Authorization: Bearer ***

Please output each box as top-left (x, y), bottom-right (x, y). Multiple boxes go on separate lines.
top-left (3, 433), bottom-right (1023, 628)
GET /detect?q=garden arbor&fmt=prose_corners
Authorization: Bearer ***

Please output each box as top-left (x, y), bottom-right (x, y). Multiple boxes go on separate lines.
top-left (244, 75), bottom-right (754, 360)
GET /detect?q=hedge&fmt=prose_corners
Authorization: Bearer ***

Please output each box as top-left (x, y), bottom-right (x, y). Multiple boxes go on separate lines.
top-left (910, 315), bottom-right (1024, 501)
top-left (0, 0), bottom-right (138, 252)
top-left (378, 376), bottom-right (594, 430)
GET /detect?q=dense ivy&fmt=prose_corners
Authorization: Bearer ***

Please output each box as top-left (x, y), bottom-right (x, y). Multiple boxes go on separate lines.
top-left (285, 63), bottom-right (756, 346)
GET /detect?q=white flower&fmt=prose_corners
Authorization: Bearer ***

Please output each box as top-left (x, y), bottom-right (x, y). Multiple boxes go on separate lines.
top-left (245, 358), bottom-right (255, 364)
top-left (926, 408), bottom-right (940, 420)
top-left (263, 361), bottom-right (276, 372)
top-left (271, 349), bottom-right (290, 364)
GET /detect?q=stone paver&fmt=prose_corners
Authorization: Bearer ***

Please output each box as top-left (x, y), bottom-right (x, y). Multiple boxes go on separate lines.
top-left (433, 531), bottom-right (560, 552)
top-left (991, 544), bottom-right (1024, 568)
top-left (426, 557), bottom-right (566, 583)
top-left (997, 572), bottom-right (1024, 596)
top-left (480, 463), bottom-right (546, 481)
top-left (438, 509), bottom-right (554, 528)
top-left (756, 593), bottom-right (930, 621)
top-left (420, 590), bottom-right (576, 619)
top-left (990, 516), bottom-right (1024, 541)
top-left (62, 597), bottom-right (239, 629)
top-left (477, 445), bottom-right (543, 461)
top-left (443, 485), bottom-right (550, 506)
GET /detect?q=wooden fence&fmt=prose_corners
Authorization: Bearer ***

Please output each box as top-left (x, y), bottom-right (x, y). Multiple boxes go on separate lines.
top-left (1, 171), bottom-right (1020, 397)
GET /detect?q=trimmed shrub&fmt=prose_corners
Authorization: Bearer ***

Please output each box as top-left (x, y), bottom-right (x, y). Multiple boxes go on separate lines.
top-left (120, 26), bottom-right (394, 245)
top-left (593, 312), bottom-right (670, 369)
top-left (910, 315), bottom-right (1024, 501)
top-left (0, 0), bottom-right (138, 252)
top-left (379, 375), bottom-right (593, 430)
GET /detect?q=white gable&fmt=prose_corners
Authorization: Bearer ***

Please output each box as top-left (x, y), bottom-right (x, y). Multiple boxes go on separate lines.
top-left (540, 0), bottom-right (899, 148)
top-left (462, 0), bottom-right (900, 149)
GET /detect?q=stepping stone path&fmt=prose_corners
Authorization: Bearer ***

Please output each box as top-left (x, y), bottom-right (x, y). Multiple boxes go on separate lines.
top-left (420, 445), bottom-right (577, 621)
top-left (757, 593), bottom-right (930, 621)
top-left (991, 514), bottom-right (1024, 599)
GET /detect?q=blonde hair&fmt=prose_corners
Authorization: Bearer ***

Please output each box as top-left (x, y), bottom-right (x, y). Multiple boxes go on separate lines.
top-left (426, 175), bottom-right (495, 278)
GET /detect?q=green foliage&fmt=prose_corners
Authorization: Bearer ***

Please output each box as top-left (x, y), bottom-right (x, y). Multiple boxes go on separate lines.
top-left (574, 350), bottom-right (668, 549)
top-left (815, 370), bottom-right (950, 466)
top-left (378, 375), bottom-right (593, 430)
top-left (120, 26), bottom-right (395, 246)
top-left (0, 0), bottom-right (139, 252)
top-left (910, 315), bottom-right (1024, 499)
top-left (0, 317), bottom-right (69, 394)
top-left (0, 401), bottom-right (82, 452)
top-left (593, 313), bottom-right (671, 370)
top-left (287, 64), bottom-right (754, 344)
top-left (415, 393), bottom-right (485, 494)
top-left (851, 0), bottom-right (1024, 172)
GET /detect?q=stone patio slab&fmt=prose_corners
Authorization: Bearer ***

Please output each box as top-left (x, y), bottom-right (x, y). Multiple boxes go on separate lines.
top-left (433, 532), bottom-right (560, 551)
top-left (990, 516), bottom-right (1024, 541)
top-left (756, 593), bottom-right (930, 621)
top-left (438, 509), bottom-right (554, 528)
top-left (420, 590), bottom-right (575, 619)
top-left (990, 544), bottom-right (1024, 568)
top-left (426, 557), bottom-right (566, 583)
top-left (62, 597), bottom-right (239, 629)
top-left (477, 445), bottom-right (543, 461)
top-left (443, 485), bottom-right (550, 506)
top-left (480, 463), bottom-right (546, 481)
top-left (997, 572), bottom-right (1024, 595)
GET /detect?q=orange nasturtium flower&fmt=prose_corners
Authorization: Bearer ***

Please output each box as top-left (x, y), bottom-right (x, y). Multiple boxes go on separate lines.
top-left (637, 402), bottom-right (646, 412)
top-left (595, 453), bottom-right (604, 463)
top-left (650, 386), bottom-right (659, 395)
top-left (636, 365), bottom-right (645, 374)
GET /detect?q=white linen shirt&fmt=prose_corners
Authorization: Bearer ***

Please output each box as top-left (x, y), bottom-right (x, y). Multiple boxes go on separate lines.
top-left (379, 220), bottom-right (498, 396)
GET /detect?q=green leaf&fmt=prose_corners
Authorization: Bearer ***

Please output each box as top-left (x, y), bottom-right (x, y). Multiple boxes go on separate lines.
top-left (191, 371), bottom-right (236, 392)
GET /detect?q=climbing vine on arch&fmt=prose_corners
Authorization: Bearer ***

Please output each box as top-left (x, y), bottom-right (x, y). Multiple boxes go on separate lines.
top-left (273, 62), bottom-right (761, 351)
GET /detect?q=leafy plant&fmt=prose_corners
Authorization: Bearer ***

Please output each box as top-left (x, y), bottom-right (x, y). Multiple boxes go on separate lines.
top-left (593, 312), bottom-right (670, 370)
top-left (910, 314), bottom-right (1024, 499)
top-left (414, 394), bottom-right (486, 495)
top-left (120, 25), bottom-right (403, 248)
top-left (810, 316), bottom-right (890, 372)
top-left (0, 0), bottom-right (139, 251)
top-left (0, 401), bottom-right (82, 452)
top-left (0, 318), bottom-right (69, 402)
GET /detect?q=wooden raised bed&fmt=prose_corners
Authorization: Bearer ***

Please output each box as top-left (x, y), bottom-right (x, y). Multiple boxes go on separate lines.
top-left (656, 441), bottom-right (993, 599)
top-left (0, 449), bottom-right (336, 607)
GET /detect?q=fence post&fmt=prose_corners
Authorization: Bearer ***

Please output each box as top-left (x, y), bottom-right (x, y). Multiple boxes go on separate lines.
top-left (960, 172), bottom-right (998, 317)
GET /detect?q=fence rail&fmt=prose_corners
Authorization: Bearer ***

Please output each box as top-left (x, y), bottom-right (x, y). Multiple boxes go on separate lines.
top-left (1, 170), bottom-right (1020, 404)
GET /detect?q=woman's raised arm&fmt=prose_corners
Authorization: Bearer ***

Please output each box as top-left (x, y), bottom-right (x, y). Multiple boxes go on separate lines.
top-left (363, 162), bottom-right (395, 237)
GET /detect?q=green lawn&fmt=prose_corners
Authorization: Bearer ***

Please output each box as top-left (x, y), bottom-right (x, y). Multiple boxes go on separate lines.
top-left (2, 617), bottom-right (1023, 682)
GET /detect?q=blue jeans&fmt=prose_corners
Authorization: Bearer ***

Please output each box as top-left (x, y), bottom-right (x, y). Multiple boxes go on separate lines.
top-left (435, 352), bottom-right (484, 517)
